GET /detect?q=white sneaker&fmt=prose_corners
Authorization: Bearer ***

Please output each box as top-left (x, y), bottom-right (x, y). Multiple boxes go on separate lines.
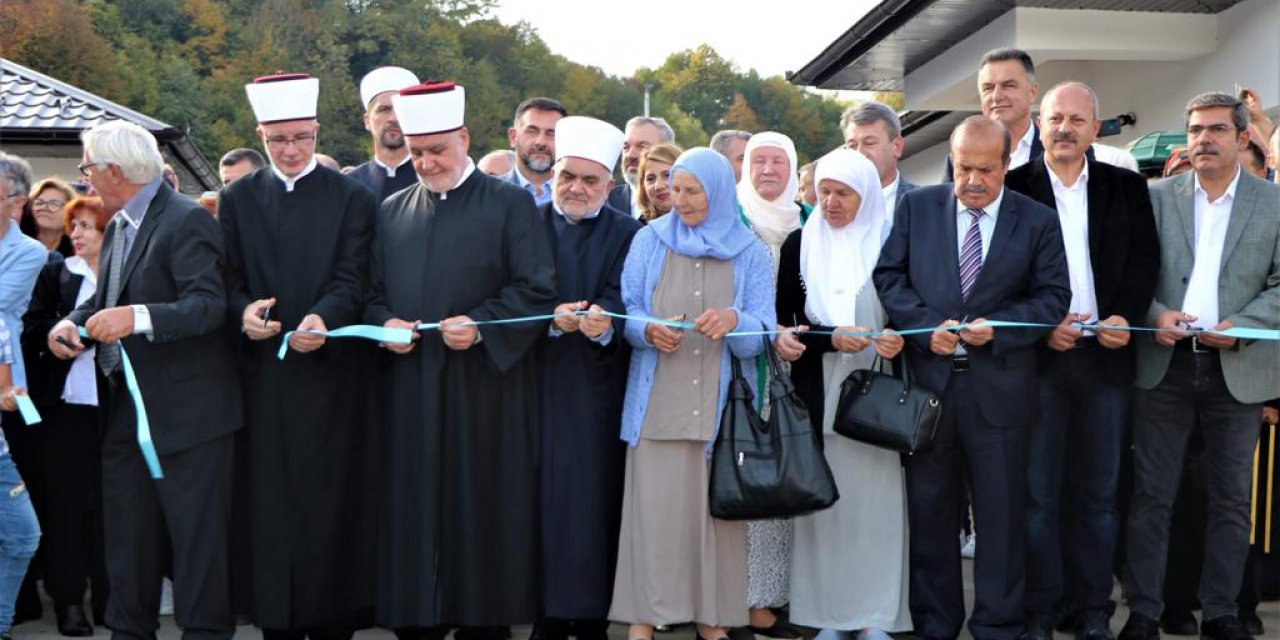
top-left (960, 533), bottom-right (976, 559)
top-left (160, 578), bottom-right (175, 616)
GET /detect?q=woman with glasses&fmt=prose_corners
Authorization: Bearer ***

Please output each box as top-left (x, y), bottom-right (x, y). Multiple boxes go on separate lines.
top-left (19, 179), bottom-right (74, 257)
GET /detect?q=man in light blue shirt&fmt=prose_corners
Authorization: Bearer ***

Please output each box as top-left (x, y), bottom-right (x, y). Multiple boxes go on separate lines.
top-left (0, 152), bottom-right (50, 395)
top-left (501, 97), bottom-right (566, 207)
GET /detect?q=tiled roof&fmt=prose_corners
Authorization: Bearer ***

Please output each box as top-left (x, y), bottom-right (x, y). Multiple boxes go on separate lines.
top-left (1, 58), bottom-right (177, 135)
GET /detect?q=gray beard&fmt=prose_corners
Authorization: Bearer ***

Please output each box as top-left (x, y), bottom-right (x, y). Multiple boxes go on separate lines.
top-left (519, 149), bottom-right (552, 174)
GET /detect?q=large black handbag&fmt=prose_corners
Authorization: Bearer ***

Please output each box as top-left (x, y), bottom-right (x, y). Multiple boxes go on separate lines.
top-left (833, 355), bottom-right (942, 454)
top-left (709, 338), bottom-right (839, 520)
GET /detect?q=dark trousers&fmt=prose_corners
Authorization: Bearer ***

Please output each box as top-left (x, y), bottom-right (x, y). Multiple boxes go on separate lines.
top-left (1026, 347), bottom-right (1129, 621)
top-left (908, 372), bottom-right (1028, 640)
top-left (1123, 350), bottom-right (1260, 621)
top-left (101, 379), bottom-right (235, 640)
top-left (30, 404), bottom-right (108, 608)
top-left (261, 627), bottom-right (354, 640)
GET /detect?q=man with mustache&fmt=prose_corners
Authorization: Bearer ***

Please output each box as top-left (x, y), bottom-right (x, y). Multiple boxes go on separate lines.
top-left (533, 116), bottom-right (640, 640)
top-left (349, 66), bottom-right (422, 202)
top-left (368, 81), bottom-right (557, 640)
top-left (501, 97), bottom-right (566, 207)
top-left (1004, 82), bottom-right (1159, 640)
top-left (608, 116), bottom-right (676, 219)
top-left (874, 115), bottom-right (1070, 640)
top-left (1120, 92), bottom-right (1280, 640)
top-left (218, 72), bottom-right (380, 640)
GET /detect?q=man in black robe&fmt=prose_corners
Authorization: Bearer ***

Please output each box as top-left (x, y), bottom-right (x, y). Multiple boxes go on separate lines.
top-left (365, 81), bottom-right (558, 640)
top-left (347, 66), bottom-right (421, 202)
top-left (217, 72), bottom-right (378, 640)
top-left (533, 117), bottom-right (639, 640)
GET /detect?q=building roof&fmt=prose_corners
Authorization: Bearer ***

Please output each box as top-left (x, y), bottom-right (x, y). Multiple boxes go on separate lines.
top-left (788, 0), bottom-right (1247, 90)
top-left (0, 58), bottom-right (219, 190)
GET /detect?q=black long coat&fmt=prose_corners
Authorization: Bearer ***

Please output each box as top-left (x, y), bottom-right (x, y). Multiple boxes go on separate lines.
top-left (218, 166), bottom-right (378, 630)
top-left (365, 171), bottom-right (558, 627)
top-left (535, 202), bottom-right (639, 619)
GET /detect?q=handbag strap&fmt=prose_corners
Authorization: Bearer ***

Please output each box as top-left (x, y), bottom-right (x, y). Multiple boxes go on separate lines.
top-left (761, 335), bottom-right (784, 378)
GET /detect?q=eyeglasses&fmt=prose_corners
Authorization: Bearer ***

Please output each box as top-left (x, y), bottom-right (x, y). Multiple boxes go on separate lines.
top-left (77, 161), bottom-right (105, 177)
top-left (0, 193), bottom-right (21, 202)
top-left (263, 133), bottom-right (317, 148)
top-left (1186, 124), bottom-right (1238, 137)
top-left (32, 198), bottom-right (66, 211)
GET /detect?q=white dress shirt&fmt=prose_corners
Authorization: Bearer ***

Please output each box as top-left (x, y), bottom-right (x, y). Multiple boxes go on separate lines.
top-left (374, 153), bottom-right (411, 178)
top-left (882, 172), bottom-right (901, 228)
top-left (1046, 158), bottom-right (1099, 322)
top-left (1181, 169), bottom-right (1241, 329)
top-left (1009, 124), bottom-right (1037, 170)
top-left (62, 256), bottom-right (99, 406)
top-left (271, 156), bottom-right (319, 193)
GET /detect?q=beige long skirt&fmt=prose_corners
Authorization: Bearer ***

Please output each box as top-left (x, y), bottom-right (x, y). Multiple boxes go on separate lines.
top-left (609, 439), bottom-right (748, 627)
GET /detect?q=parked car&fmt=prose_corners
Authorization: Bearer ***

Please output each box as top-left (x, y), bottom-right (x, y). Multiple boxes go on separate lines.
top-left (1127, 130), bottom-right (1188, 177)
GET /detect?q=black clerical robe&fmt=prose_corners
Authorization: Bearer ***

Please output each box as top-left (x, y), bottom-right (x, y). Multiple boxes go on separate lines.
top-left (348, 157), bottom-right (418, 203)
top-left (536, 202), bottom-right (639, 620)
top-left (365, 170), bottom-right (558, 627)
top-left (218, 166), bottom-right (378, 630)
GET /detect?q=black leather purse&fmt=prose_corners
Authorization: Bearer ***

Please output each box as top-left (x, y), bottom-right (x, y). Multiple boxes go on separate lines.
top-left (709, 338), bottom-right (839, 520)
top-left (833, 355), bottom-right (942, 454)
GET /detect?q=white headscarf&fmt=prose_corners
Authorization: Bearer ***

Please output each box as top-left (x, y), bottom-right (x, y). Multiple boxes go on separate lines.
top-left (800, 148), bottom-right (887, 327)
top-left (736, 131), bottom-right (801, 248)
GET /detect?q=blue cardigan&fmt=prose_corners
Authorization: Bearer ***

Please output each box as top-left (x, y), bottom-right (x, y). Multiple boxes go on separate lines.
top-left (619, 225), bottom-right (776, 451)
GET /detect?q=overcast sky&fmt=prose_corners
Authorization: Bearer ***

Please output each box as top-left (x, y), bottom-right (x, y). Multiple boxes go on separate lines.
top-left (489, 0), bottom-right (880, 79)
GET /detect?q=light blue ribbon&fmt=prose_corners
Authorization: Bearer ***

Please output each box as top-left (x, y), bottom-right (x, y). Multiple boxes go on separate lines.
top-left (79, 327), bottom-right (162, 479)
top-left (276, 325), bottom-right (414, 360)
top-left (13, 394), bottom-right (40, 425)
top-left (415, 312), bottom-right (571, 333)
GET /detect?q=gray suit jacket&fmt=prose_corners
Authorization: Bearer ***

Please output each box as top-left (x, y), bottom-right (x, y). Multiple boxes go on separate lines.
top-left (1136, 171), bottom-right (1280, 403)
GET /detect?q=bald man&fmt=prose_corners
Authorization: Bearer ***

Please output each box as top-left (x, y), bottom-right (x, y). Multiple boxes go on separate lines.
top-left (875, 116), bottom-right (1070, 640)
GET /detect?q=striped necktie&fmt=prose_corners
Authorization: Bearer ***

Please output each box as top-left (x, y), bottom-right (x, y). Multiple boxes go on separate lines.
top-left (97, 215), bottom-right (128, 375)
top-left (959, 208), bottom-right (985, 301)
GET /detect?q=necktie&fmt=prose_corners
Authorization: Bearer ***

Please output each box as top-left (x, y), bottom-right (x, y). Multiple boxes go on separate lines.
top-left (97, 215), bottom-right (128, 375)
top-left (958, 208), bottom-right (985, 301)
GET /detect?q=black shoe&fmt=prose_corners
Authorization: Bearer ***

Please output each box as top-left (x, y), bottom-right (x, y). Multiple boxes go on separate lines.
top-left (1238, 610), bottom-right (1263, 637)
top-left (55, 604), bottom-right (94, 637)
top-left (1161, 610), bottom-right (1200, 636)
top-left (747, 621), bottom-right (803, 640)
top-left (1076, 611), bottom-right (1114, 640)
top-left (1058, 612), bottom-right (1081, 634)
top-left (11, 601), bottom-right (42, 626)
top-left (531, 619), bottom-right (570, 640)
top-left (1023, 614), bottom-right (1054, 640)
top-left (1119, 612), bottom-right (1161, 640)
top-left (1200, 616), bottom-right (1253, 640)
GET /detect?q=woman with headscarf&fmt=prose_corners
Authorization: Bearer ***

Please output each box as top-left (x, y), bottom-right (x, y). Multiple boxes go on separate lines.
top-left (609, 148), bottom-right (775, 640)
top-left (737, 132), bottom-right (808, 270)
top-left (774, 149), bottom-right (910, 635)
top-left (735, 133), bottom-right (807, 636)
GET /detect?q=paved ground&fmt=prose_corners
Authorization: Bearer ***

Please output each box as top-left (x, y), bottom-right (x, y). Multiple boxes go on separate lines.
top-left (13, 563), bottom-right (1279, 640)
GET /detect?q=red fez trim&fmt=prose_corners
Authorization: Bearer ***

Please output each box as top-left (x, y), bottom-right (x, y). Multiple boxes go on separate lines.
top-left (257, 117), bottom-right (317, 125)
top-left (400, 81), bottom-right (457, 96)
top-left (254, 72), bottom-right (312, 83)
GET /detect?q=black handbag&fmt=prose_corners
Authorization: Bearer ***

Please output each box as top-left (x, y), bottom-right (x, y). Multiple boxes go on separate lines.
top-left (709, 338), bottom-right (839, 520)
top-left (833, 355), bottom-right (942, 454)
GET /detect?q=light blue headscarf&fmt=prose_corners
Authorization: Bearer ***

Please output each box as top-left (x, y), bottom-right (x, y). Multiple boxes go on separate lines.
top-left (649, 147), bottom-right (758, 260)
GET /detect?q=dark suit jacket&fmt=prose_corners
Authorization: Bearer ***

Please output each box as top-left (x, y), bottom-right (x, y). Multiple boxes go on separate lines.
top-left (20, 253), bottom-right (80, 408)
top-left (873, 184), bottom-right (1071, 426)
top-left (1005, 158), bottom-right (1160, 385)
top-left (67, 182), bottom-right (242, 454)
top-left (606, 182), bottom-right (633, 215)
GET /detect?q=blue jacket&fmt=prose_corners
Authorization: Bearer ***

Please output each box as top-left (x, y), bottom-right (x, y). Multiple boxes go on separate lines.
top-left (619, 225), bottom-right (776, 450)
top-left (0, 220), bottom-right (48, 389)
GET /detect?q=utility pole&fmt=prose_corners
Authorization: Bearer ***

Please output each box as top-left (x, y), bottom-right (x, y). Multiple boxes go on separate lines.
top-left (643, 84), bottom-right (653, 117)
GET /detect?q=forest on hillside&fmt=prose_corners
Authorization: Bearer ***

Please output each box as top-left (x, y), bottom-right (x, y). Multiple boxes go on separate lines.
top-left (1, 0), bottom-right (855, 167)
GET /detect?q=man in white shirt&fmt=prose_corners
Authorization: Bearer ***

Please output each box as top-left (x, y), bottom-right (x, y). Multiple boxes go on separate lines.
top-left (1005, 82), bottom-right (1160, 640)
top-left (944, 49), bottom-right (1042, 181)
top-left (501, 97), bottom-right (566, 207)
top-left (1122, 92), bottom-right (1280, 640)
top-left (842, 101), bottom-right (917, 228)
